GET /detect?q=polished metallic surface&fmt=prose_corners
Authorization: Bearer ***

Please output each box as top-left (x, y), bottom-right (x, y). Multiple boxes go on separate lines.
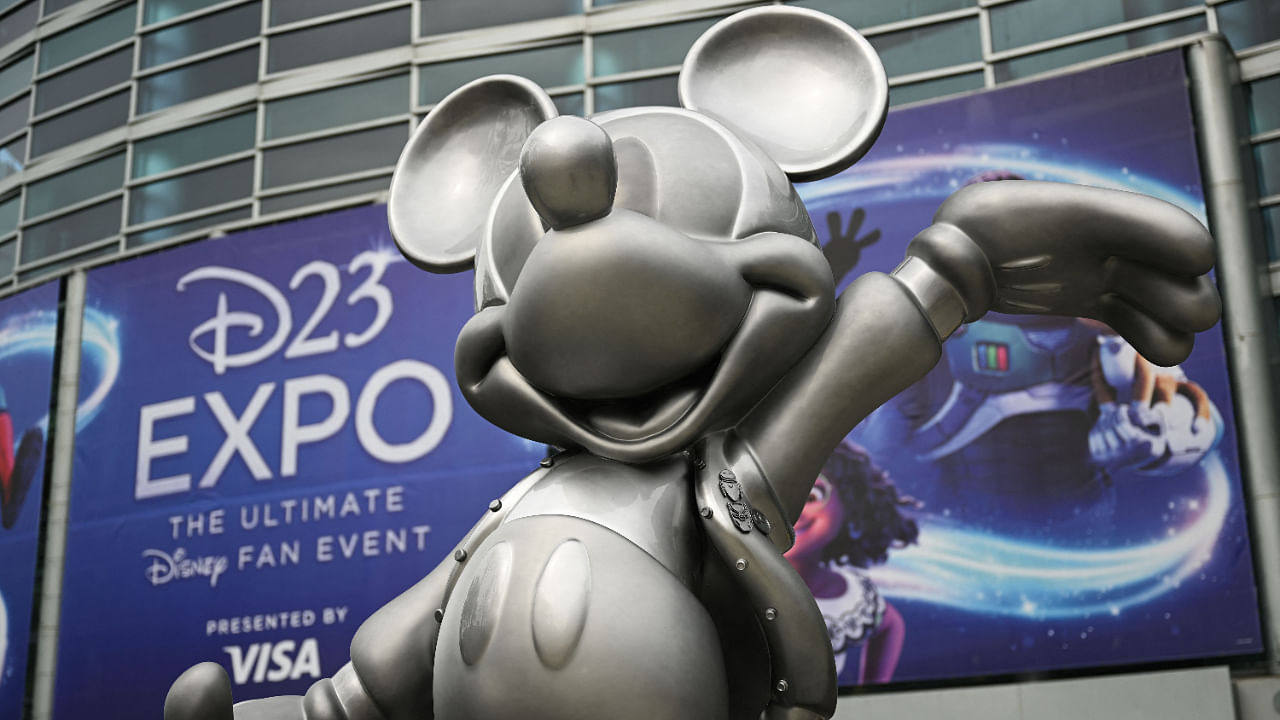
top-left (679, 6), bottom-right (889, 182)
top-left (166, 6), bottom-right (1222, 720)
top-left (388, 75), bottom-right (557, 273)
top-left (503, 453), bottom-right (699, 586)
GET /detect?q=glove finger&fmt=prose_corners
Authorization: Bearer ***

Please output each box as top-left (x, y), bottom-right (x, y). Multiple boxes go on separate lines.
top-left (1096, 294), bottom-right (1194, 367)
top-left (1103, 257), bottom-right (1219, 334)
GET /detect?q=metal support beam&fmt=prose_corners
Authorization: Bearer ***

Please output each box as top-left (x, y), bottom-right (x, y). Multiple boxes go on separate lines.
top-left (30, 270), bottom-right (86, 720)
top-left (1187, 35), bottom-right (1280, 674)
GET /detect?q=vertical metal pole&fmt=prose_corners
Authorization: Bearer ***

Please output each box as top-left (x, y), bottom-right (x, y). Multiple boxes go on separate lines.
top-left (30, 270), bottom-right (86, 720)
top-left (1187, 36), bottom-right (1280, 674)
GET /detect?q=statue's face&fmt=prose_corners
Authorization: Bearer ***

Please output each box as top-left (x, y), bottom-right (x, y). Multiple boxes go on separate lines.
top-left (385, 8), bottom-right (891, 460)
top-left (459, 109), bottom-right (836, 462)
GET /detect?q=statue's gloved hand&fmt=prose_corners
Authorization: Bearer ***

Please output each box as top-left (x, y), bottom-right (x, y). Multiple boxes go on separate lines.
top-left (905, 181), bottom-right (1219, 366)
top-left (165, 663), bottom-right (305, 720)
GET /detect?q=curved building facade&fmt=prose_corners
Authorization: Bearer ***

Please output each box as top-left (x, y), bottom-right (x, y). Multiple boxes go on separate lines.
top-left (0, 0), bottom-right (1276, 291)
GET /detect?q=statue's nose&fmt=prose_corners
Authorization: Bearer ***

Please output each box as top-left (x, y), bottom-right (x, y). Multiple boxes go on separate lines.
top-left (519, 116), bottom-right (617, 230)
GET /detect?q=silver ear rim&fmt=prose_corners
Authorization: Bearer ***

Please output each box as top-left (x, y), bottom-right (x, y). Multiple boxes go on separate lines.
top-left (388, 74), bottom-right (558, 273)
top-left (678, 6), bottom-right (888, 182)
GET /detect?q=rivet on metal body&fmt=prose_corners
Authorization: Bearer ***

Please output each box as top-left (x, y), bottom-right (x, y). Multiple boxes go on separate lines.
top-left (734, 558), bottom-right (748, 571)
top-left (488, 499), bottom-right (502, 512)
top-left (776, 679), bottom-right (789, 693)
top-left (699, 506), bottom-right (713, 518)
top-left (454, 549), bottom-right (468, 562)
top-left (539, 457), bottom-right (554, 468)
top-left (764, 607), bottom-right (777, 621)
top-left (433, 608), bottom-right (444, 623)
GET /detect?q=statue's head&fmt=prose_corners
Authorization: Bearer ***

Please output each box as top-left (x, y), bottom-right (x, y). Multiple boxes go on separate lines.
top-left (387, 7), bottom-right (889, 463)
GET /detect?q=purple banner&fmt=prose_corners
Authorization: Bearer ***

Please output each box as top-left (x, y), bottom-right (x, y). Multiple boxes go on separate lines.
top-left (0, 280), bottom-right (59, 719)
top-left (788, 51), bottom-right (1262, 686)
top-left (55, 205), bottom-right (544, 718)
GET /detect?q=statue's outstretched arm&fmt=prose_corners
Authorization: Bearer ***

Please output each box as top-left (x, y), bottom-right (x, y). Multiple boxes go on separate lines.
top-left (736, 181), bottom-right (1218, 523)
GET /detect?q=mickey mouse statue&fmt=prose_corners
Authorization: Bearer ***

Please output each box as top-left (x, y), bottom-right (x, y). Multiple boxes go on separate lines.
top-left (165, 7), bottom-right (1220, 720)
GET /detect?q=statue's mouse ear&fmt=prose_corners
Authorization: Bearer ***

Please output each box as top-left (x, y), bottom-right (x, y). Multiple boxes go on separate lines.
top-left (678, 7), bottom-right (887, 183)
top-left (388, 75), bottom-right (558, 273)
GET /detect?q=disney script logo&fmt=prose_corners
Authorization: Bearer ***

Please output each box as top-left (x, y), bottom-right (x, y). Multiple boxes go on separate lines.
top-left (143, 547), bottom-right (229, 588)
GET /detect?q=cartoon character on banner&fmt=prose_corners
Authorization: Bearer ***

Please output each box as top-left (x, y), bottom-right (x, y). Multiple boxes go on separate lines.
top-left (165, 7), bottom-right (1220, 720)
top-left (785, 442), bottom-right (917, 685)
top-left (0, 384), bottom-right (44, 530)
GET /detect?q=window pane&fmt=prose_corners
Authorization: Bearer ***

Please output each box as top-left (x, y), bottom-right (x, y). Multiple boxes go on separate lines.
top-left (25, 153), bottom-right (123, 215)
top-left (0, 135), bottom-right (25, 180)
top-left (420, 44), bottom-right (582, 105)
top-left (136, 46), bottom-right (258, 114)
top-left (267, 7), bottom-right (409, 73)
top-left (39, 4), bottom-right (136, 72)
top-left (143, 0), bottom-right (224, 24)
top-left (270, 0), bottom-right (385, 26)
top-left (993, 15), bottom-right (1207, 82)
top-left (35, 46), bottom-right (132, 115)
top-left (1257, 140), bottom-right (1280, 198)
top-left (140, 1), bottom-right (261, 69)
top-left (0, 195), bottom-right (18, 234)
top-left (260, 174), bottom-right (388, 214)
top-left (594, 18), bottom-right (719, 77)
top-left (788, 0), bottom-right (972, 29)
top-left (261, 123), bottom-right (404, 188)
top-left (265, 73), bottom-right (407, 140)
top-left (890, 70), bottom-right (984, 107)
top-left (1263, 204), bottom-right (1280, 263)
top-left (0, 94), bottom-right (29, 140)
top-left (30, 89), bottom-right (129, 156)
top-left (0, 1), bottom-right (37, 47)
top-left (126, 204), bottom-right (250, 246)
top-left (129, 158), bottom-right (253, 223)
top-left (0, 240), bottom-right (14, 277)
top-left (42, 0), bottom-right (84, 16)
top-left (19, 241), bottom-right (116, 280)
top-left (21, 196), bottom-right (121, 263)
top-left (132, 110), bottom-right (255, 178)
top-left (420, 0), bottom-right (580, 36)
top-left (26, 153), bottom-right (124, 217)
top-left (0, 54), bottom-right (33, 101)
top-left (990, 0), bottom-right (1198, 52)
top-left (1250, 75), bottom-right (1280, 135)
top-left (1218, 0), bottom-right (1280, 53)
top-left (553, 92), bottom-right (584, 116)
top-left (869, 17), bottom-right (981, 77)
top-left (593, 74), bottom-right (677, 112)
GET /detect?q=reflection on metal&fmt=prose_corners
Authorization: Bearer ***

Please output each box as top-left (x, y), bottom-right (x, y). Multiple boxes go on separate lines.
top-left (167, 7), bottom-right (1223, 719)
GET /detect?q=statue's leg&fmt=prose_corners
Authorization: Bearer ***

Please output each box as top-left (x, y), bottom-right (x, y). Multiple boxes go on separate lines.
top-left (434, 515), bottom-right (728, 720)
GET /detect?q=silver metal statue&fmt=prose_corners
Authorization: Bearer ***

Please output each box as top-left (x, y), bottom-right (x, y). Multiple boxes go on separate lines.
top-left (165, 7), bottom-right (1220, 720)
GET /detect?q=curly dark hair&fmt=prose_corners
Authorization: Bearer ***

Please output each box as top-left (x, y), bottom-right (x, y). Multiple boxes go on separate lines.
top-left (819, 442), bottom-right (919, 568)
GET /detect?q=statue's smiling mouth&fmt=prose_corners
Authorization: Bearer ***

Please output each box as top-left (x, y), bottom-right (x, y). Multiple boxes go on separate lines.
top-left (563, 361), bottom-right (718, 442)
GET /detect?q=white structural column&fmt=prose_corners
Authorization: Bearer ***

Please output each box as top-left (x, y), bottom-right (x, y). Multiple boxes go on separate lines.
top-left (30, 270), bottom-right (86, 720)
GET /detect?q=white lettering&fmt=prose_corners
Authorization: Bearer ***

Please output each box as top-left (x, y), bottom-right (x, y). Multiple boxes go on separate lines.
top-left (200, 385), bottom-right (275, 488)
top-left (136, 397), bottom-right (195, 500)
top-left (280, 374), bottom-right (349, 477)
top-left (355, 360), bottom-right (452, 463)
